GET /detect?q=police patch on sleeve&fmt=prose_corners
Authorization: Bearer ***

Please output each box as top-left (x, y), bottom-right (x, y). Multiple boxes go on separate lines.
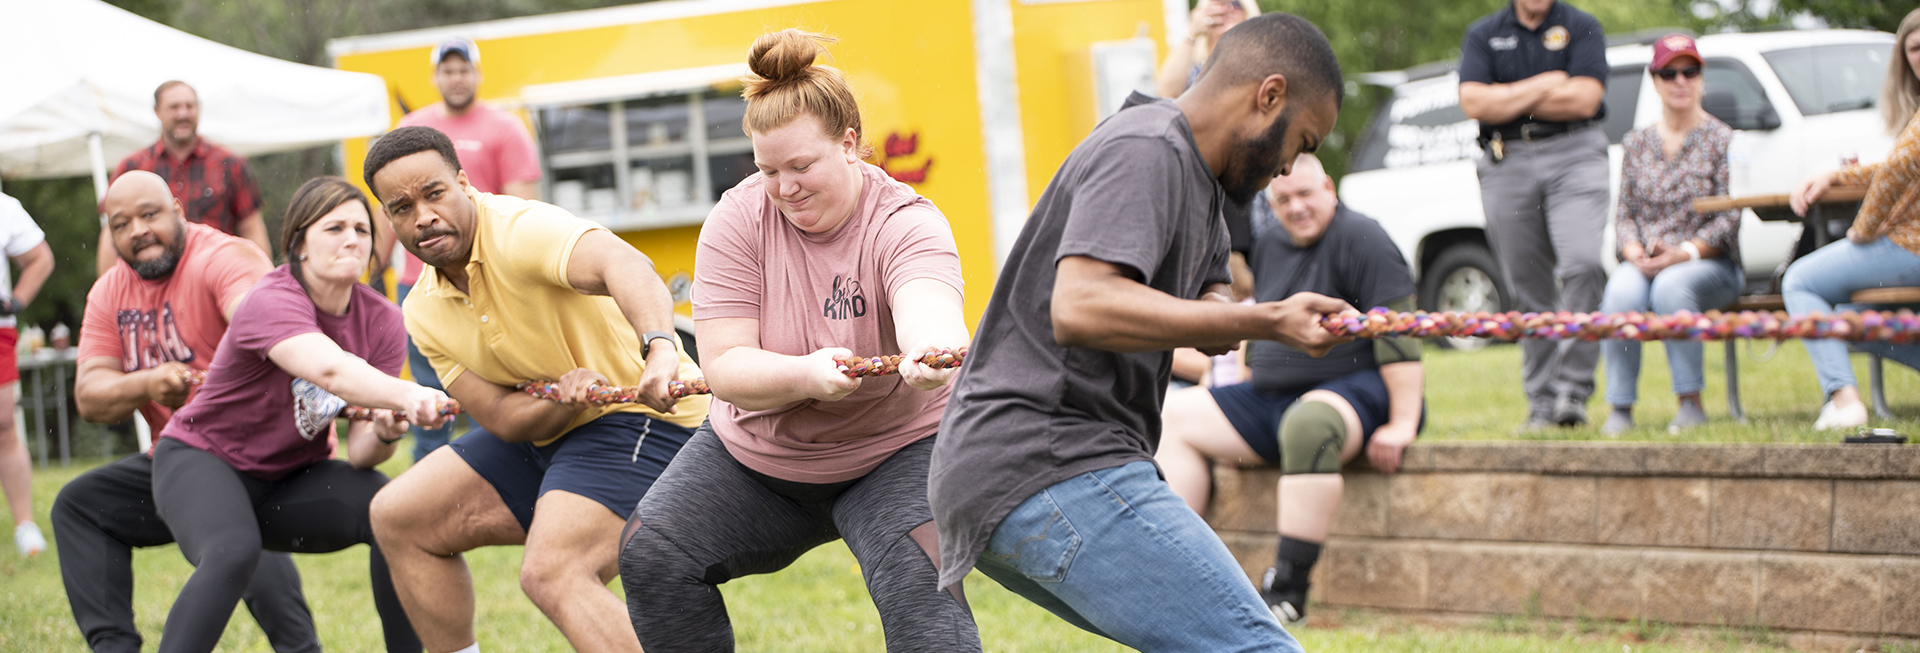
top-left (1543, 25), bottom-right (1569, 51)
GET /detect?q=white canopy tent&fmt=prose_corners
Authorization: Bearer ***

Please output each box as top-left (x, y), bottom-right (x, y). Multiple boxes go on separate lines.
top-left (0, 0), bottom-right (391, 198)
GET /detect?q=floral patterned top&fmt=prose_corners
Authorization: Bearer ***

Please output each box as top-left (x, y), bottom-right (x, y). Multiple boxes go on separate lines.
top-left (1832, 107), bottom-right (1920, 255)
top-left (1615, 116), bottom-right (1739, 266)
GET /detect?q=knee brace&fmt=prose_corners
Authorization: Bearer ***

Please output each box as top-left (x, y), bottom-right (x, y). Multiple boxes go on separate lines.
top-left (1279, 401), bottom-right (1348, 475)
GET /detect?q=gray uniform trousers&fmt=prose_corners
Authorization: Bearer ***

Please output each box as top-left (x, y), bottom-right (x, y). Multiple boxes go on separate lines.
top-left (1477, 126), bottom-right (1610, 413)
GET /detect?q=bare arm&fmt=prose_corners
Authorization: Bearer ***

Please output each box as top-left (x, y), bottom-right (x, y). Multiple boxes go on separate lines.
top-left (266, 333), bottom-right (450, 428)
top-left (1050, 256), bottom-right (1353, 355)
top-left (1366, 361), bottom-right (1423, 474)
top-left (1170, 348), bottom-right (1211, 385)
top-left (236, 211), bottom-right (272, 261)
top-left (1531, 76), bottom-right (1605, 122)
top-left (96, 229), bottom-right (117, 277)
top-left (890, 278), bottom-right (971, 390)
top-left (9, 242), bottom-right (53, 308)
top-left (1155, 39), bottom-right (1199, 98)
top-left (501, 180), bottom-right (541, 202)
top-left (697, 317), bottom-right (859, 411)
top-left (444, 370), bottom-right (590, 443)
top-left (75, 358), bottom-right (191, 424)
top-left (1458, 71), bottom-right (1569, 125)
top-left (564, 230), bottom-right (681, 413)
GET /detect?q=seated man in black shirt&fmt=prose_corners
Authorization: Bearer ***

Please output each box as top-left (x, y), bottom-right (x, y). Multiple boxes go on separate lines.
top-left (1155, 153), bottom-right (1424, 626)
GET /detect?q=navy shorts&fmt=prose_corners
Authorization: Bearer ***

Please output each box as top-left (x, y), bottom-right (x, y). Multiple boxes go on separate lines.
top-left (1207, 368), bottom-right (1423, 464)
top-left (449, 412), bottom-right (693, 530)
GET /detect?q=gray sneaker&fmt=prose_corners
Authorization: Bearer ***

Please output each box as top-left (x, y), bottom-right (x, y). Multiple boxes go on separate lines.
top-left (1667, 399), bottom-right (1708, 433)
top-left (1601, 407), bottom-right (1634, 436)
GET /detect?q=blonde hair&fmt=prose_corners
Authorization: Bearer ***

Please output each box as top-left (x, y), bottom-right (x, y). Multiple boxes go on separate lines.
top-left (742, 29), bottom-right (871, 158)
top-left (1883, 8), bottom-right (1920, 135)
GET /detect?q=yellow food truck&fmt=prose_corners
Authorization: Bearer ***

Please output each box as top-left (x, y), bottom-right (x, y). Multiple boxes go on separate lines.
top-left (329, 0), bottom-right (1179, 330)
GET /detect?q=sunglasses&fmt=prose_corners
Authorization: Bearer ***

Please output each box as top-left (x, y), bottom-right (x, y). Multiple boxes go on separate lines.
top-left (1652, 67), bottom-right (1702, 81)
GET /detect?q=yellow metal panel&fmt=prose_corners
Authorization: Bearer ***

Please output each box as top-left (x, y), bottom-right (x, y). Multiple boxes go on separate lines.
top-left (337, 0), bottom-right (996, 324)
top-left (1009, 0), bottom-right (1167, 208)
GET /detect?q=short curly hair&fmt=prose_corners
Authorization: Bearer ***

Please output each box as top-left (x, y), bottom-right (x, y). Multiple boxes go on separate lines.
top-left (363, 126), bottom-right (463, 198)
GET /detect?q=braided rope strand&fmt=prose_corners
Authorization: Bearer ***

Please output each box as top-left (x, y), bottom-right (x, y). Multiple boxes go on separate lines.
top-left (516, 347), bottom-right (968, 406)
top-left (1319, 308), bottom-right (1920, 343)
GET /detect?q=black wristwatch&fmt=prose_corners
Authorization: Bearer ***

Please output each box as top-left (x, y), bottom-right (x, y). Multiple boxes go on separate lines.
top-left (641, 330), bottom-right (676, 359)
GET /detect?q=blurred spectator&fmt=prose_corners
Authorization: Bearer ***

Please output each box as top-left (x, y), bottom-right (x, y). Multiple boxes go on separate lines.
top-left (1155, 154), bottom-right (1422, 627)
top-left (1599, 35), bottom-right (1741, 435)
top-left (1784, 7), bottom-right (1920, 430)
top-left (0, 193), bottom-right (51, 558)
top-left (383, 37), bottom-right (542, 461)
top-left (1154, 0), bottom-right (1259, 99)
top-left (1458, 0), bottom-right (1608, 431)
top-left (101, 81), bottom-right (269, 275)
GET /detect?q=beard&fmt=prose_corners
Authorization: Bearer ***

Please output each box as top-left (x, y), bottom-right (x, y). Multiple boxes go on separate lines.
top-left (1220, 106), bottom-right (1296, 207)
top-left (444, 92), bottom-right (475, 112)
top-left (126, 223), bottom-right (188, 280)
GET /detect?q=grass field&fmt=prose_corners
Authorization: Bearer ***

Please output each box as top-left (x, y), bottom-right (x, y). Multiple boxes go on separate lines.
top-left (0, 343), bottom-right (1912, 651)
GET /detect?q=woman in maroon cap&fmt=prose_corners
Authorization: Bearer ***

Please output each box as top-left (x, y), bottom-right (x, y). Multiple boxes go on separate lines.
top-left (1598, 34), bottom-right (1741, 435)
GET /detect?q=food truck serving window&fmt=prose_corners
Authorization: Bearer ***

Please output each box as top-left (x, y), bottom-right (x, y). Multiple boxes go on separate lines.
top-left (534, 87), bottom-right (753, 231)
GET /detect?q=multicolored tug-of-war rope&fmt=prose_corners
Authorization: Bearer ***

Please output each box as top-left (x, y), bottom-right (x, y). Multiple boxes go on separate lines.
top-left (176, 369), bottom-right (463, 421)
top-left (516, 347), bottom-right (970, 405)
top-left (1319, 308), bottom-right (1920, 344)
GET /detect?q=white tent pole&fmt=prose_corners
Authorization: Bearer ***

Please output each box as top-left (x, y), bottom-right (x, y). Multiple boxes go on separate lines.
top-left (88, 132), bottom-right (108, 202)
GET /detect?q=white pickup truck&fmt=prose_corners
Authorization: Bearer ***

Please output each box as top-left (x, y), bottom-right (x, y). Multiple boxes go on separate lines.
top-left (1339, 29), bottom-right (1896, 347)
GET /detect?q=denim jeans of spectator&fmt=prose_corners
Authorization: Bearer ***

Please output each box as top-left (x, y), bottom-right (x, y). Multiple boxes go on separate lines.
top-left (1783, 236), bottom-right (1920, 396)
top-left (1600, 258), bottom-right (1744, 406)
top-left (973, 461), bottom-right (1304, 653)
top-left (396, 283), bottom-right (455, 461)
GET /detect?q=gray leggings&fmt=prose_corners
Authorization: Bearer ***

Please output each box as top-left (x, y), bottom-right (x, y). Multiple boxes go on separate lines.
top-left (620, 426), bottom-right (980, 652)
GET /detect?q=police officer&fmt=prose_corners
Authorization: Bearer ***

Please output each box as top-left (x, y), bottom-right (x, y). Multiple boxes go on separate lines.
top-left (1458, 0), bottom-right (1609, 430)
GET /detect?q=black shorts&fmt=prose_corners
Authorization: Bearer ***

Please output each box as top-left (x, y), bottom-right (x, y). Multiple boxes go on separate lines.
top-left (449, 412), bottom-right (692, 530)
top-left (1207, 368), bottom-right (1423, 464)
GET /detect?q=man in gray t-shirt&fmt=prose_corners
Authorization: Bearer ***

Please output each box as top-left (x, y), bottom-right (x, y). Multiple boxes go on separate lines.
top-left (929, 14), bottom-right (1352, 650)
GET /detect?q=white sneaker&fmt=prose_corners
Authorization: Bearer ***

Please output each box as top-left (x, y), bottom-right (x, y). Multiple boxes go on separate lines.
top-left (14, 522), bottom-right (45, 557)
top-left (1814, 400), bottom-right (1869, 431)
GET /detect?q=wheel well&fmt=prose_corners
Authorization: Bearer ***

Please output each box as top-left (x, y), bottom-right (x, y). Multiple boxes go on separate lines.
top-left (1417, 229), bottom-right (1489, 280)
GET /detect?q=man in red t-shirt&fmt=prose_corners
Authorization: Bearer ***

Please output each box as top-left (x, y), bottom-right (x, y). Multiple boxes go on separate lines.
top-left (98, 81), bottom-right (270, 275)
top-left (53, 171), bottom-right (317, 653)
top-left (380, 37), bottom-right (542, 462)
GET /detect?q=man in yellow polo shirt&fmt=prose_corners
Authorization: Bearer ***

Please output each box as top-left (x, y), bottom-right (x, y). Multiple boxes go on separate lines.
top-left (363, 126), bottom-right (707, 653)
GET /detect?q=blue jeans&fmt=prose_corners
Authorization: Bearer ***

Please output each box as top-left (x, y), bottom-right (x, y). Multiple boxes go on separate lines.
top-left (974, 461), bottom-right (1303, 653)
top-left (396, 284), bottom-right (455, 461)
top-left (1783, 237), bottom-right (1920, 395)
top-left (1599, 258), bottom-right (1744, 406)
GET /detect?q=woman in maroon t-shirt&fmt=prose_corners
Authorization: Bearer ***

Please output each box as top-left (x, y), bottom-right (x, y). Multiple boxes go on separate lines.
top-left (619, 30), bottom-right (979, 651)
top-left (150, 177), bottom-right (452, 653)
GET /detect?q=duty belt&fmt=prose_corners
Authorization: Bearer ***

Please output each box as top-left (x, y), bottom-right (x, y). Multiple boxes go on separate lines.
top-left (1487, 119), bottom-right (1597, 142)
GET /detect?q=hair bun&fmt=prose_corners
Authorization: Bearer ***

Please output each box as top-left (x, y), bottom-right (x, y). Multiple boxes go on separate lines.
top-left (747, 29), bottom-right (835, 87)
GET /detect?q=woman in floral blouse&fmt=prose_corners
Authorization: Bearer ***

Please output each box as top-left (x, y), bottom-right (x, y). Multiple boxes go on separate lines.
top-left (1600, 34), bottom-right (1742, 435)
top-left (1785, 8), bottom-right (1920, 431)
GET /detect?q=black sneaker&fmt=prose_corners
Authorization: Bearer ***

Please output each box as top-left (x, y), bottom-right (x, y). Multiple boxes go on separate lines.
top-left (1259, 566), bottom-right (1309, 626)
top-left (1551, 394), bottom-right (1588, 427)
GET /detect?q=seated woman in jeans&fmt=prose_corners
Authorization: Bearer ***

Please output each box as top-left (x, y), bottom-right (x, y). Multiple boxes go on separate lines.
top-left (1601, 34), bottom-right (1742, 435)
top-left (1786, 8), bottom-right (1920, 430)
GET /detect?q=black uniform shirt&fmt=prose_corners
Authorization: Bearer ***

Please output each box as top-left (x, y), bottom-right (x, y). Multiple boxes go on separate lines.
top-left (1458, 0), bottom-right (1609, 134)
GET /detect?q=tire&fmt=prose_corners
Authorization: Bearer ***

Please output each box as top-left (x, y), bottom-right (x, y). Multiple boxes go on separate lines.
top-left (1418, 242), bottom-right (1510, 351)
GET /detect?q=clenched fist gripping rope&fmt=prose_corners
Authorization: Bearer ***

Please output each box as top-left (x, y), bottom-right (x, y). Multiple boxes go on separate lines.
top-left (1320, 308), bottom-right (1920, 344)
top-left (515, 347), bottom-right (970, 405)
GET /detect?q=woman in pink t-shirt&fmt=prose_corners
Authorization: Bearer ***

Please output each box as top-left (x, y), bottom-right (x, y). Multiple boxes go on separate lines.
top-left (620, 30), bottom-right (979, 651)
top-left (150, 177), bottom-right (454, 653)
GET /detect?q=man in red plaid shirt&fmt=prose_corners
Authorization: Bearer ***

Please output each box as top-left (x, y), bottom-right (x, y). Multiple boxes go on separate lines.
top-left (98, 81), bottom-right (269, 274)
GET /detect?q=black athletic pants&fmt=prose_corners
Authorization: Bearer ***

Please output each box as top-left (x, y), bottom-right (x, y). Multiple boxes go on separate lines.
top-left (150, 439), bottom-right (420, 653)
top-left (621, 427), bottom-right (980, 652)
top-left (52, 453), bottom-right (319, 653)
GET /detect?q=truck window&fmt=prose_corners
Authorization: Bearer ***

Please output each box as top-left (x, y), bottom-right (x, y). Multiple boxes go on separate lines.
top-left (1601, 65), bottom-right (1643, 144)
top-left (536, 88), bottom-right (754, 230)
top-left (1763, 43), bottom-right (1891, 117)
top-left (1701, 59), bottom-right (1779, 131)
top-left (1349, 74), bottom-right (1479, 175)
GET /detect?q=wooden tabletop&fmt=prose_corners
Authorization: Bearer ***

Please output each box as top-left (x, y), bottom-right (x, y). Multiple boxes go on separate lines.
top-left (1690, 187), bottom-right (1868, 213)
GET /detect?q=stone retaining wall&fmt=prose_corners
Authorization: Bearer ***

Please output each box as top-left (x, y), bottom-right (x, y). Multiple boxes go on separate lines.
top-left (1206, 442), bottom-right (1920, 636)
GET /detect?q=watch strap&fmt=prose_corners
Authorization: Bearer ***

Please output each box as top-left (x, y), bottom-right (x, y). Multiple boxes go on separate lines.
top-left (641, 330), bottom-right (676, 358)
